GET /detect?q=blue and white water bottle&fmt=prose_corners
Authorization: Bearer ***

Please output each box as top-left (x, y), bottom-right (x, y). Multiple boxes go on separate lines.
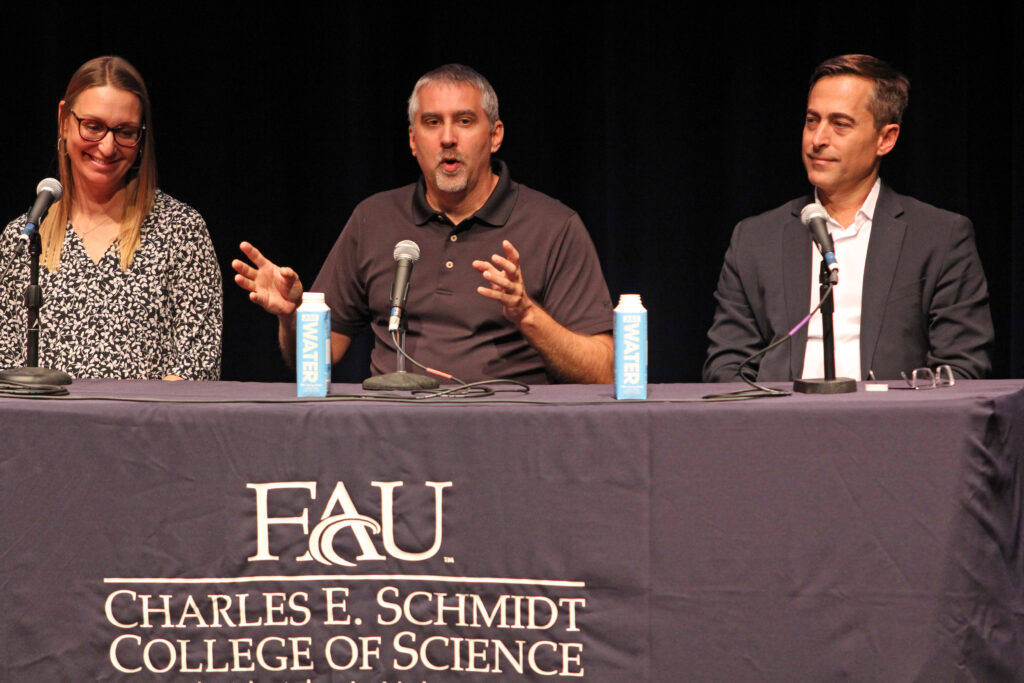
top-left (296, 292), bottom-right (331, 397)
top-left (614, 294), bottom-right (647, 400)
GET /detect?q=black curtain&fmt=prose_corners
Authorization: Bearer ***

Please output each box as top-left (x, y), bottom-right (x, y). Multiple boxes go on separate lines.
top-left (4, 3), bottom-right (1021, 381)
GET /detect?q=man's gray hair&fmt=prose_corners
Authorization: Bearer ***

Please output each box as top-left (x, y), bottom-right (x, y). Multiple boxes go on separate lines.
top-left (407, 64), bottom-right (500, 128)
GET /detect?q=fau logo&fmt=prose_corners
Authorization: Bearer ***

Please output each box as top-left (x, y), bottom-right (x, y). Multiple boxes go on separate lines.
top-left (247, 481), bottom-right (452, 567)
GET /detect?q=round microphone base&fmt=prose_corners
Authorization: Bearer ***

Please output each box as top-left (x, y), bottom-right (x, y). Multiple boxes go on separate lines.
top-left (0, 365), bottom-right (73, 386)
top-left (363, 371), bottom-right (440, 391)
top-left (793, 377), bottom-right (857, 394)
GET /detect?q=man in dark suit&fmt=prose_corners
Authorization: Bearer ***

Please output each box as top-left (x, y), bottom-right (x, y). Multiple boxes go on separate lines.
top-left (703, 54), bottom-right (993, 382)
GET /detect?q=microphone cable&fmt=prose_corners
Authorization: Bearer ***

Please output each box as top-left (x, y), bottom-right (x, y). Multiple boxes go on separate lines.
top-left (389, 329), bottom-right (529, 399)
top-left (703, 283), bottom-right (834, 400)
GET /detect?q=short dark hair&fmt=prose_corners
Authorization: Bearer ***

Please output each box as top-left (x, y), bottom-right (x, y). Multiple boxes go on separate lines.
top-left (809, 54), bottom-right (909, 127)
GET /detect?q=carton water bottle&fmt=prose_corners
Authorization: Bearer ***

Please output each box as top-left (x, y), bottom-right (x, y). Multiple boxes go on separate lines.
top-left (296, 292), bottom-right (331, 397)
top-left (614, 294), bottom-right (647, 400)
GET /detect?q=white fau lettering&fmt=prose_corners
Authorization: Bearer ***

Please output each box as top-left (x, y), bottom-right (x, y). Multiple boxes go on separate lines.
top-left (391, 631), bottom-right (584, 677)
top-left (324, 635), bottom-right (382, 671)
top-left (109, 634), bottom-right (314, 675)
top-left (105, 590), bottom-right (312, 629)
top-left (376, 586), bottom-right (584, 631)
top-left (323, 586), bottom-right (352, 625)
top-left (247, 481), bottom-right (452, 567)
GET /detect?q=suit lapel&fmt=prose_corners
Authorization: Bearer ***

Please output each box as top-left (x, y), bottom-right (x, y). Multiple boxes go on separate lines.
top-left (860, 186), bottom-right (907, 377)
top-left (783, 197), bottom-right (813, 378)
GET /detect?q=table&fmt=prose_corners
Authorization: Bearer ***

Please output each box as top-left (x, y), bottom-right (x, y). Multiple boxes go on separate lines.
top-left (2, 380), bottom-right (1022, 681)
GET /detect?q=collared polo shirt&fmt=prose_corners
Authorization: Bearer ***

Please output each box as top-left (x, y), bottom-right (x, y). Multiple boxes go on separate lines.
top-left (312, 160), bottom-right (613, 383)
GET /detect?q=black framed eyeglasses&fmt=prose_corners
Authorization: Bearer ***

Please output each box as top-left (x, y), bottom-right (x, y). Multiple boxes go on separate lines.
top-left (70, 110), bottom-right (145, 148)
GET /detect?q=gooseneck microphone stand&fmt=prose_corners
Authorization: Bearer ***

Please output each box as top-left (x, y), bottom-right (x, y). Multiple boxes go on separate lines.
top-left (0, 230), bottom-right (72, 386)
top-left (793, 260), bottom-right (855, 394)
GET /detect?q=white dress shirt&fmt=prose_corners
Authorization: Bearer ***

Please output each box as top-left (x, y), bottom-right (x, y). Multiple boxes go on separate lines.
top-left (801, 179), bottom-right (881, 380)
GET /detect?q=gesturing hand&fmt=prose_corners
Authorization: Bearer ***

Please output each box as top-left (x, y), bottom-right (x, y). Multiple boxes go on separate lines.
top-left (231, 242), bottom-right (304, 318)
top-left (472, 239), bottom-right (535, 326)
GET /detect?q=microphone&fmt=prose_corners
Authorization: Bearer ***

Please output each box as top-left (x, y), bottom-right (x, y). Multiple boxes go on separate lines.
top-left (20, 178), bottom-right (63, 242)
top-left (388, 240), bottom-right (420, 332)
top-left (800, 203), bottom-right (838, 283)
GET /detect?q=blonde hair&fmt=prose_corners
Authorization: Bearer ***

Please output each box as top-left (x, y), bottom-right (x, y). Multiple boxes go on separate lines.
top-left (42, 56), bottom-right (157, 271)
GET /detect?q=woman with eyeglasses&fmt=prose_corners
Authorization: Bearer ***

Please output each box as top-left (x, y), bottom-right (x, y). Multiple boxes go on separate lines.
top-left (0, 56), bottom-right (221, 380)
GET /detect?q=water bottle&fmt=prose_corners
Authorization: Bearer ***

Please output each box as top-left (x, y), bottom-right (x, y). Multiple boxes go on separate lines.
top-left (614, 294), bottom-right (647, 400)
top-left (296, 292), bottom-right (331, 397)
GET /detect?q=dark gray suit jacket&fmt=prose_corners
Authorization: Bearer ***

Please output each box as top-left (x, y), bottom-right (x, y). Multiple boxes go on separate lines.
top-left (703, 185), bottom-right (994, 381)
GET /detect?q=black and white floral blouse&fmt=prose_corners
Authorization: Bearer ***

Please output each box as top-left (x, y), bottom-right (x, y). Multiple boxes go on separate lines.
top-left (0, 191), bottom-right (222, 380)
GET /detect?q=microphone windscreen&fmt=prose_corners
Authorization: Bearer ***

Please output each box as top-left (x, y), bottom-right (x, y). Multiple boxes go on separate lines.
top-left (36, 177), bottom-right (63, 201)
top-left (393, 240), bottom-right (420, 262)
top-left (800, 202), bottom-right (829, 226)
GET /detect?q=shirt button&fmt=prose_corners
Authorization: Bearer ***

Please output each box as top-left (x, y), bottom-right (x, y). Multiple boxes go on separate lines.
top-left (449, 234), bottom-right (458, 242)
top-left (445, 260), bottom-right (454, 269)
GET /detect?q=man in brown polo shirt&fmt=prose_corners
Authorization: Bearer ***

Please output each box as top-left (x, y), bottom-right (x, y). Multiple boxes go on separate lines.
top-left (233, 64), bottom-right (613, 384)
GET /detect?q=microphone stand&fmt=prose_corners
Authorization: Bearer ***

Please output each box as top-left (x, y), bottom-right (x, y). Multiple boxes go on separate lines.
top-left (794, 260), bottom-right (855, 394)
top-left (362, 318), bottom-right (439, 391)
top-left (0, 231), bottom-right (72, 386)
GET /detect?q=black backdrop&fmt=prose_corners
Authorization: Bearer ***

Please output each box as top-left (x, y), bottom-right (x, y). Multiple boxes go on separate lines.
top-left (3, 3), bottom-right (1022, 382)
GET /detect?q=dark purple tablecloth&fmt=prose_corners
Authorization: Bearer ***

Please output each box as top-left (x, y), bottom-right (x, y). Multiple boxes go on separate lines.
top-left (2, 380), bottom-right (1022, 680)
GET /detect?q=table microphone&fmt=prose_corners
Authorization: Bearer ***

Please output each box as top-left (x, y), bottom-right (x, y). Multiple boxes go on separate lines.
top-left (388, 240), bottom-right (420, 332)
top-left (800, 203), bottom-right (838, 284)
top-left (20, 178), bottom-right (63, 242)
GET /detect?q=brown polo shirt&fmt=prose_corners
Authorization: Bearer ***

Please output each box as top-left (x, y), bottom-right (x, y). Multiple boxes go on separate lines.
top-left (312, 160), bottom-right (613, 383)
